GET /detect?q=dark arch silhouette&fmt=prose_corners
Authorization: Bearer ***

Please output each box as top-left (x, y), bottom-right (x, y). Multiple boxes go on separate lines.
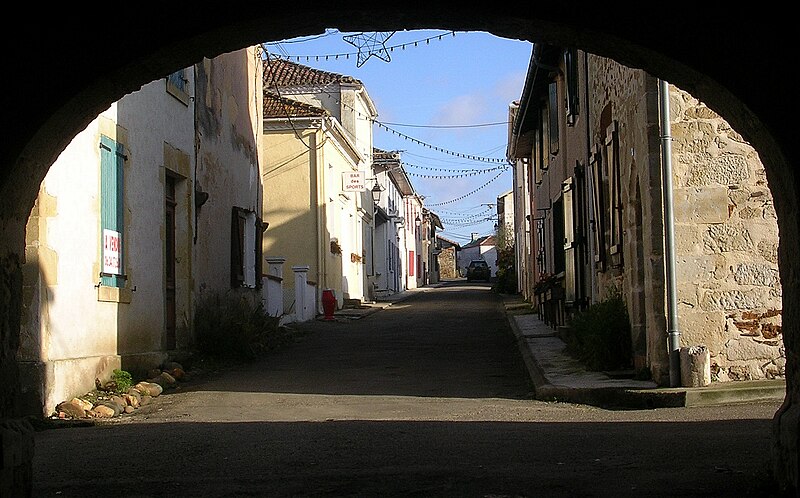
top-left (1, 6), bottom-right (796, 495)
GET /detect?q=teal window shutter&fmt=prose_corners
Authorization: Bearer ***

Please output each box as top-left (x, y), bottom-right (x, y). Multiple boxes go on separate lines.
top-left (99, 135), bottom-right (126, 287)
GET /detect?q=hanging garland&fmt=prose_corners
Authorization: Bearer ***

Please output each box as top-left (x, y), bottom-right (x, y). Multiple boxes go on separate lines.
top-left (426, 170), bottom-right (506, 207)
top-left (267, 31), bottom-right (458, 65)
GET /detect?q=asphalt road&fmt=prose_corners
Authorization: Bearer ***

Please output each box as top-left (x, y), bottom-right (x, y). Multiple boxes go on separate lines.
top-left (31, 281), bottom-right (785, 497)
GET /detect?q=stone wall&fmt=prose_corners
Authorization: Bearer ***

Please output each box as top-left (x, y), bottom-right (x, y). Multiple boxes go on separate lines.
top-left (588, 55), bottom-right (669, 382)
top-left (669, 86), bottom-right (784, 381)
top-left (438, 246), bottom-right (458, 279)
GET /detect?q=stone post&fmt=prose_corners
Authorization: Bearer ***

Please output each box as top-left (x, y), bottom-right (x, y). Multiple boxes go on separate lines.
top-left (680, 345), bottom-right (711, 387)
top-left (292, 266), bottom-right (310, 322)
top-left (264, 257), bottom-right (285, 317)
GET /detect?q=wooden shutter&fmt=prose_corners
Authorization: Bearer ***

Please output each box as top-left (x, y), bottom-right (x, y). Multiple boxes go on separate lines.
top-left (589, 147), bottom-right (605, 269)
top-left (606, 121), bottom-right (623, 256)
top-left (255, 216), bottom-right (265, 289)
top-left (549, 81), bottom-right (559, 155)
top-left (564, 49), bottom-right (580, 125)
top-left (563, 178), bottom-right (576, 303)
top-left (231, 207), bottom-right (245, 287)
top-left (99, 135), bottom-right (125, 288)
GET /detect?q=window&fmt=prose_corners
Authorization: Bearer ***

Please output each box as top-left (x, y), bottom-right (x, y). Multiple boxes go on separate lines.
top-left (408, 251), bottom-right (415, 277)
top-left (564, 48), bottom-right (580, 126)
top-left (99, 135), bottom-right (126, 288)
top-left (166, 68), bottom-right (190, 105)
top-left (231, 207), bottom-right (264, 289)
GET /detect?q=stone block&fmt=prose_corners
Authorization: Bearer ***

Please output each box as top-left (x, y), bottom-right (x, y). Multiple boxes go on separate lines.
top-left (732, 263), bottom-right (779, 287)
top-left (679, 311), bottom-right (727, 354)
top-left (703, 224), bottom-right (754, 253)
top-left (673, 187), bottom-right (729, 224)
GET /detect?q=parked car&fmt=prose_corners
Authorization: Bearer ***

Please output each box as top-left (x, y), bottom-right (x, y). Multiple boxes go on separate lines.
top-left (466, 260), bottom-right (490, 282)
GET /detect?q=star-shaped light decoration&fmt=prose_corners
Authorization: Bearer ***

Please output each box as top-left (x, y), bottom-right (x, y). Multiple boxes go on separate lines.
top-left (343, 32), bottom-right (396, 67)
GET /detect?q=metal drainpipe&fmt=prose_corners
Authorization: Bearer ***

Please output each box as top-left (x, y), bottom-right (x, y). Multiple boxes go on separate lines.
top-left (659, 79), bottom-right (681, 387)
top-left (584, 50), bottom-right (596, 304)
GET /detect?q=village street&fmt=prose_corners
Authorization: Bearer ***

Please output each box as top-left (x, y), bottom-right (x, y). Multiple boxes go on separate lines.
top-left (31, 282), bottom-right (783, 497)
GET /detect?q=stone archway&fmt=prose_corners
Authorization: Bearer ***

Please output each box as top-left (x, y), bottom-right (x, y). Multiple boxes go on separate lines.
top-left (1, 7), bottom-right (796, 495)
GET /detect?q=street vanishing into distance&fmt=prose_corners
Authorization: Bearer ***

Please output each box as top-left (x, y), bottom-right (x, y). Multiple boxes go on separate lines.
top-left (32, 282), bottom-right (783, 497)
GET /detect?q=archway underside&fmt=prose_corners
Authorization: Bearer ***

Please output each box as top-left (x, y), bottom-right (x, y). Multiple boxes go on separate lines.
top-left (1, 8), bottom-right (796, 495)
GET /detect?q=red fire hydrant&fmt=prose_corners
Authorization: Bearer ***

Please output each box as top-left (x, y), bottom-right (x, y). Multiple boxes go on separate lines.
top-left (322, 289), bottom-right (336, 321)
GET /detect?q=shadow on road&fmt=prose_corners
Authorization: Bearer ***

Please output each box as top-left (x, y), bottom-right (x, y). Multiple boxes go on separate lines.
top-left (33, 417), bottom-right (780, 497)
top-left (177, 283), bottom-right (535, 400)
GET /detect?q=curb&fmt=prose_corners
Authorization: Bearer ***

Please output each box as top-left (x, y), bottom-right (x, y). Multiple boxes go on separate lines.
top-left (504, 302), bottom-right (786, 410)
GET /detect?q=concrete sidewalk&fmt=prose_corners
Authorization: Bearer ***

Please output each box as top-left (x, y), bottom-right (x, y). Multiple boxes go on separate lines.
top-left (502, 296), bottom-right (786, 409)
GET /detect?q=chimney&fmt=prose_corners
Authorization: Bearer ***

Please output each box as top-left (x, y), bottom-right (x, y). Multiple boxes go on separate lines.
top-left (471, 232), bottom-right (479, 242)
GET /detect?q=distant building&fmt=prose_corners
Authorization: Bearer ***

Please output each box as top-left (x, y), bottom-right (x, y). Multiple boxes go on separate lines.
top-left (436, 236), bottom-right (460, 280)
top-left (457, 235), bottom-right (498, 278)
top-left (261, 58), bottom-right (378, 308)
top-left (496, 189), bottom-right (514, 249)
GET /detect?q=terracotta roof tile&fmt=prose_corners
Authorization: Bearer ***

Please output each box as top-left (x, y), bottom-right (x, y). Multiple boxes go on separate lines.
top-left (263, 57), bottom-right (362, 88)
top-left (263, 92), bottom-right (328, 119)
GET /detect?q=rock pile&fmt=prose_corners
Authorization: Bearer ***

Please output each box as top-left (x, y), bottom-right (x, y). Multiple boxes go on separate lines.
top-left (52, 362), bottom-right (189, 420)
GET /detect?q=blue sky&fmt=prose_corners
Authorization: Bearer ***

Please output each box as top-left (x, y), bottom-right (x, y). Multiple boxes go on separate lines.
top-left (263, 29), bottom-right (533, 244)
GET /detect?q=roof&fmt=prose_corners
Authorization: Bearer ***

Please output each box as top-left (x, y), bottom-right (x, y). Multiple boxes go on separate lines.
top-left (373, 148), bottom-right (401, 163)
top-left (427, 210), bottom-right (444, 230)
top-left (461, 235), bottom-right (496, 249)
top-left (436, 235), bottom-right (460, 249)
top-left (263, 57), bottom-right (363, 88)
top-left (509, 44), bottom-right (562, 158)
top-left (373, 148), bottom-right (415, 196)
top-left (263, 92), bottom-right (328, 119)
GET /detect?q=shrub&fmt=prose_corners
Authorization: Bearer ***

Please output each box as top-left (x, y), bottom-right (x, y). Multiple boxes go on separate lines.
top-left (493, 245), bottom-right (518, 294)
top-left (110, 369), bottom-right (133, 394)
top-left (564, 288), bottom-right (632, 372)
top-left (194, 292), bottom-right (287, 361)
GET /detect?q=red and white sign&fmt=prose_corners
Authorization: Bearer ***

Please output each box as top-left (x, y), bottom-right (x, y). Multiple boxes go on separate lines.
top-left (342, 171), bottom-right (365, 192)
top-left (103, 229), bottom-right (122, 275)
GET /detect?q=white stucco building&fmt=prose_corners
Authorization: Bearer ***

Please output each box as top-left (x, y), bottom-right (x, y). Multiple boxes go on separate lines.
top-left (19, 47), bottom-right (265, 416)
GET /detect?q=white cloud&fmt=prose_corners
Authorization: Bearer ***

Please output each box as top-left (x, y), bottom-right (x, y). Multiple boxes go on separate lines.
top-left (431, 94), bottom-right (489, 127)
top-left (493, 70), bottom-right (527, 103)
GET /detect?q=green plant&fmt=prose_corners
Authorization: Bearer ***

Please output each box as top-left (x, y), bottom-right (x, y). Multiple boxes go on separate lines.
top-left (111, 369), bottom-right (133, 394)
top-left (564, 288), bottom-right (632, 372)
top-left (194, 291), bottom-right (287, 361)
top-left (493, 244), bottom-right (518, 294)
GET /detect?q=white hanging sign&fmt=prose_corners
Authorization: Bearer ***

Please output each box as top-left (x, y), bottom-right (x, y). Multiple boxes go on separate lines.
top-left (342, 171), bottom-right (365, 192)
top-left (103, 229), bottom-right (122, 275)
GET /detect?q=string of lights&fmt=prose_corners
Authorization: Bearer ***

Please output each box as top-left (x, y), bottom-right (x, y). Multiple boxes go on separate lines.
top-left (403, 161), bottom-right (507, 174)
top-left (375, 121), bottom-right (510, 164)
top-left (265, 31), bottom-right (459, 64)
top-left (379, 120), bottom-right (508, 129)
top-left (261, 52), bottom-right (510, 166)
top-left (425, 170), bottom-right (506, 207)
top-left (261, 37), bottom-right (510, 220)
